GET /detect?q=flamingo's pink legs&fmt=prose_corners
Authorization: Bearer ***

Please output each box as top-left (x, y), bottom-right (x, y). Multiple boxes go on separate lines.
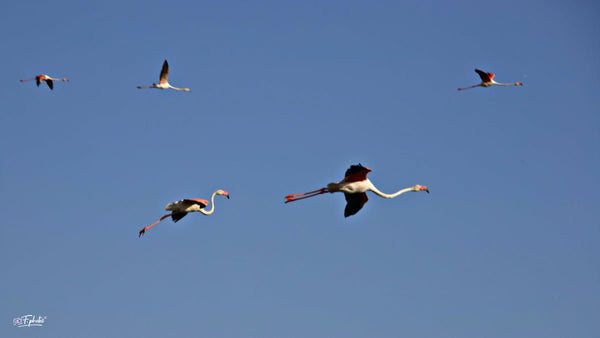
top-left (458, 84), bottom-right (481, 91)
top-left (285, 188), bottom-right (328, 203)
top-left (139, 214), bottom-right (172, 237)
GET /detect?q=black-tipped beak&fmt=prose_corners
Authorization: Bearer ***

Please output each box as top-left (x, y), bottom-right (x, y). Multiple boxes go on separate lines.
top-left (226, 195), bottom-right (230, 199)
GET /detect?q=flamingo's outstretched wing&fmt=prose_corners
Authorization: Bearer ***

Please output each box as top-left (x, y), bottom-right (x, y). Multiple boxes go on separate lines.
top-left (475, 69), bottom-right (494, 82)
top-left (45, 80), bottom-right (53, 90)
top-left (343, 163), bottom-right (371, 183)
top-left (171, 212), bottom-right (188, 222)
top-left (344, 192), bottom-right (368, 217)
top-left (181, 198), bottom-right (209, 208)
top-left (159, 60), bottom-right (169, 84)
top-left (36, 76), bottom-right (42, 86)
top-left (169, 199), bottom-right (208, 222)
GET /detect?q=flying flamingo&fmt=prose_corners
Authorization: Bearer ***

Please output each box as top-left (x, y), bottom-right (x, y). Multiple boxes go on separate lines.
top-left (138, 190), bottom-right (229, 237)
top-left (458, 68), bottom-right (523, 91)
top-left (20, 74), bottom-right (69, 90)
top-left (137, 59), bottom-right (191, 92)
top-left (285, 164), bottom-right (429, 217)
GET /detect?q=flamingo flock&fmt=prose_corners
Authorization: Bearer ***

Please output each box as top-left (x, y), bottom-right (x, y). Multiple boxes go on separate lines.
top-left (19, 63), bottom-right (524, 237)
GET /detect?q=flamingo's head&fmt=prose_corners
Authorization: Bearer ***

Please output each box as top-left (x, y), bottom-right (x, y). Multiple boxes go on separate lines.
top-left (182, 88), bottom-right (191, 92)
top-left (413, 185), bottom-right (429, 193)
top-left (216, 190), bottom-right (230, 199)
top-left (515, 82), bottom-right (523, 86)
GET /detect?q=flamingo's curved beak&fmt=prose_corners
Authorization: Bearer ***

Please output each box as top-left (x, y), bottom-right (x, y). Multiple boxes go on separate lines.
top-left (421, 186), bottom-right (430, 193)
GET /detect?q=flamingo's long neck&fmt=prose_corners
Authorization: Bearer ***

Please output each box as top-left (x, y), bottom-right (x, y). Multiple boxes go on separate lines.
top-left (369, 185), bottom-right (415, 199)
top-left (199, 191), bottom-right (218, 215)
top-left (492, 82), bottom-right (518, 86)
top-left (46, 77), bottom-right (68, 81)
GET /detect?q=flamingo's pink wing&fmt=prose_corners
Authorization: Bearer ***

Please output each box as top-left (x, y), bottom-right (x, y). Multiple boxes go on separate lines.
top-left (182, 198), bottom-right (209, 208)
top-left (343, 164), bottom-right (371, 183)
top-left (475, 69), bottom-right (494, 82)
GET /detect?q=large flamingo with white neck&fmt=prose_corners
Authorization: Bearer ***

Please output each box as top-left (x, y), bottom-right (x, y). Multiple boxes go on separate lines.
top-left (285, 164), bottom-right (429, 217)
top-left (137, 59), bottom-right (190, 92)
top-left (139, 190), bottom-right (229, 237)
top-left (20, 74), bottom-right (69, 90)
top-left (458, 68), bottom-right (523, 91)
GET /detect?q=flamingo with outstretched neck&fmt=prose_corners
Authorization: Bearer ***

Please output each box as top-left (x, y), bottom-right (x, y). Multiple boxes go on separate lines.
top-left (285, 164), bottom-right (429, 217)
top-left (458, 68), bottom-right (523, 91)
top-left (139, 190), bottom-right (229, 237)
top-left (137, 59), bottom-right (190, 92)
top-left (20, 74), bottom-right (69, 90)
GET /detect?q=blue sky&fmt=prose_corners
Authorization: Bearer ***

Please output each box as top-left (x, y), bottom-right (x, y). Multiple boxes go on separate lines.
top-left (1, 1), bottom-right (599, 337)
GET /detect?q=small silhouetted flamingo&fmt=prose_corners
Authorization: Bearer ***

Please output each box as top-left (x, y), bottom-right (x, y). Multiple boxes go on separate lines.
top-left (285, 164), bottom-right (429, 217)
top-left (139, 190), bottom-right (229, 237)
top-left (137, 59), bottom-right (190, 92)
top-left (458, 68), bottom-right (523, 91)
top-left (20, 74), bottom-right (69, 90)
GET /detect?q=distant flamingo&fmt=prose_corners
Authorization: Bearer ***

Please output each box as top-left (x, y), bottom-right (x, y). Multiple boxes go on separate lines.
top-left (20, 74), bottom-right (69, 90)
top-left (137, 59), bottom-right (191, 92)
top-left (458, 68), bottom-right (523, 91)
top-left (139, 190), bottom-right (229, 237)
top-left (285, 164), bottom-right (429, 217)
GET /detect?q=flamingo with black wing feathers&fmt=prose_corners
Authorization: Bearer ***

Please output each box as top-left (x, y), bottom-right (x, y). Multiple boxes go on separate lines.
top-left (139, 190), bottom-right (229, 237)
top-left (285, 164), bottom-right (429, 217)
top-left (137, 59), bottom-right (190, 92)
top-left (458, 68), bottom-right (523, 91)
top-left (20, 74), bottom-right (69, 90)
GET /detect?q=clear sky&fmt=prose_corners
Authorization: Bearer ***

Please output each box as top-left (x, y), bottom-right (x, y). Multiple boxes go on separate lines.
top-left (1, 1), bottom-right (599, 337)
